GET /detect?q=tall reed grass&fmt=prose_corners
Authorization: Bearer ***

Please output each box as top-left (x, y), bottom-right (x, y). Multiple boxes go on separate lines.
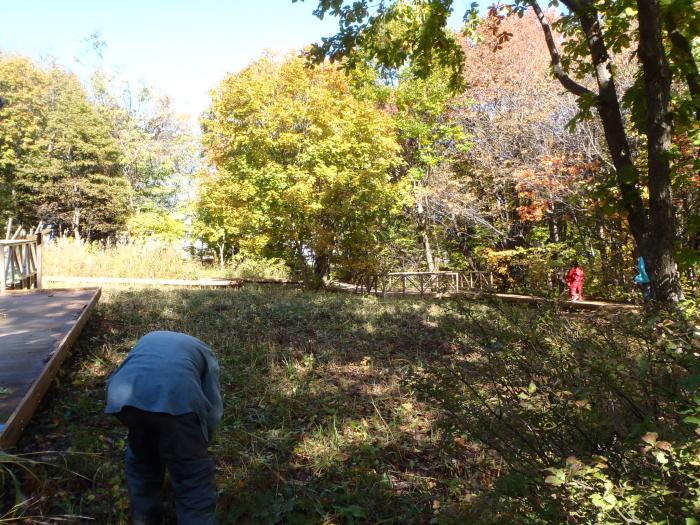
top-left (43, 237), bottom-right (290, 280)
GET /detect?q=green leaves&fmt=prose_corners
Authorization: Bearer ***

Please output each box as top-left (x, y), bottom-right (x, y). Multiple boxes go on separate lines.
top-left (303, 0), bottom-right (468, 92)
top-left (0, 56), bottom-right (130, 238)
top-left (199, 54), bottom-right (406, 277)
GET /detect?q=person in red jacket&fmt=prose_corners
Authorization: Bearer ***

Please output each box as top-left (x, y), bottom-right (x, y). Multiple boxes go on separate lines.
top-left (566, 260), bottom-right (584, 301)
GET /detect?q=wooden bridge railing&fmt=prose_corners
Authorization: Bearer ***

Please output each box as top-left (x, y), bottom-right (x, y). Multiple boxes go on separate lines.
top-left (349, 270), bottom-right (495, 296)
top-left (1, 232), bottom-right (43, 293)
top-left (384, 271), bottom-right (461, 295)
top-left (459, 271), bottom-right (495, 291)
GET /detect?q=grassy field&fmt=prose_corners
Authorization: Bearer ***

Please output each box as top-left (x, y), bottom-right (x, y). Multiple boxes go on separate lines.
top-left (4, 283), bottom-right (699, 524)
top-left (7, 284), bottom-right (466, 523)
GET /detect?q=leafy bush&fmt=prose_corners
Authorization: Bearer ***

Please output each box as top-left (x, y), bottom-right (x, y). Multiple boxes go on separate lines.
top-left (227, 253), bottom-right (291, 280)
top-left (478, 244), bottom-right (640, 301)
top-left (409, 299), bottom-right (700, 524)
top-left (126, 211), bottom-right (187, 242)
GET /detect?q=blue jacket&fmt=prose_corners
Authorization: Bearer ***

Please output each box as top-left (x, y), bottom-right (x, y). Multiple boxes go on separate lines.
top-left (634, 256), bottom-right (650, 285)
top-left (105, 331), bottom-right (223, 441)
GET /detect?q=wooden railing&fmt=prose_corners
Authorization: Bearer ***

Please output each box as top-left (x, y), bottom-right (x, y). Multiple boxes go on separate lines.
top-left (384, 271), bottom-right (461, 295)
top-left (458, 271), bottom-right (495, 291)
top-left (1, 230), bottom-right (43, 293)
top-left (351, 273), bottom-right (383, 294)
top-left (346, 270), bottom-right (496, 296)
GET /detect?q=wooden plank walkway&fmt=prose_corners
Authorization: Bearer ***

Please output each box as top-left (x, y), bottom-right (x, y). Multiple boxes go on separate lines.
top-left (45, 276), bottom-right (241, 287)
top-left (0, 288), bottom-right (100, 449)
top-left (331, 281), bottom-right (640, 312)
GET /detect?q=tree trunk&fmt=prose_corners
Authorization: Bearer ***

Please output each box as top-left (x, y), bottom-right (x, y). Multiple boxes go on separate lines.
top-left (415, 181), bottom-right (435, 271)
top-left (637, 0), bottom-right (684, 301)
top-left (295, 242), bottom-right (312, 286)
top-left (73, 206), bottom-right (81, 241)
top-left (595, 214), bottom-right (610, 285)
top-left (573, 7), bottom-right (649, 245)
top-left (547, 206), bottom-right (560, 243)
top-left (422, 229), bottom-right (436, 272)
top-left (533, 0), bottom-right (648, 243)
top-left (313, 252), bottom-right (331, 286)
top-left (534, 0), bottom-right (684, 302)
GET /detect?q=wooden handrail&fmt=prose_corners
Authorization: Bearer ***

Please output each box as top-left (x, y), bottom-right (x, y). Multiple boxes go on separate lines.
top-left (0, 237), bottom-right (38, 247)
top-left (387, 271), bottom-right (459, 276)
top-left (349, 270), bottom-right (495, 296)
top-left (1, 233), bottom-right (42, 293)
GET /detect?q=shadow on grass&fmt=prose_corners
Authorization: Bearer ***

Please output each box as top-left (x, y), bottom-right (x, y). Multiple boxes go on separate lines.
top-left (16, 284), bottom-right (690, 523)
top-left (19, 285), bottom-right (684, 524)
top-left (11, 284), bottom-right (487, 524)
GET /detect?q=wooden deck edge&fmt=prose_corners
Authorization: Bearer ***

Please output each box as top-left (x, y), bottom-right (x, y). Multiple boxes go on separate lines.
top-left (0, 288), bottom-right (102, 450)
top-left (0, 286), bottom-right (101, 296)
top-left (241, 278), bottom-right (304, 285)
top-left (45, 276), bottom-right (242, 287)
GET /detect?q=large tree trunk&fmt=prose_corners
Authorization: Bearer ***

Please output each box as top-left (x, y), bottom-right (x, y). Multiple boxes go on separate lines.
top-left (573, 7), bottom-right (650, 244)
top-left (547, 205), bottom-right (560, 243)
top-left (531, 0), bottom-right (647, 243)
top-left (532, 0), bottom-right (683, 302)
top-left (422, 229), bottom-right (436, 272)
top-left (218, 231), bottom-right (227, 271)
top-left (637, 0), bottom-right (684, 301)
top-left (73, 206), bottom-right (81, 241)
top-left (219, 242), bottom-right (226, 272)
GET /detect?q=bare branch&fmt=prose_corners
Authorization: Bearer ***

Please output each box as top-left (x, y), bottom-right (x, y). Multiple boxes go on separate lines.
top-left (665, 12), bottom-right (700, 120)
top-left (528, 0), bottom-right (596, 98)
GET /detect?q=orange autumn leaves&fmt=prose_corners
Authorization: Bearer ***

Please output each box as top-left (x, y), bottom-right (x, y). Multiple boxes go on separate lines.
top-left (514, 155), bottom-right (599, 222)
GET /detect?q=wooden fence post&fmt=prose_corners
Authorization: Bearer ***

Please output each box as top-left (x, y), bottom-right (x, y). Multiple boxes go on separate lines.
top-left (9, 244), bottom-right (15, 288)
top-left (0, 244), bottom-right (5, 293)
top-left (36, 233), bottom-right (43, 289)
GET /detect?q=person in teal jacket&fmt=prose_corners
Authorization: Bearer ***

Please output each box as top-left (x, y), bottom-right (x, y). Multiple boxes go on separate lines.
top-left (634, 256), bottom-right (652, 302)
top-left (106, 331), bottom-right (223, 525)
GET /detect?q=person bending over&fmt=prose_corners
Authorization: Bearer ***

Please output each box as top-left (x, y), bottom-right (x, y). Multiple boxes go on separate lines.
top-left (106, 331), bottom-right (223, 525)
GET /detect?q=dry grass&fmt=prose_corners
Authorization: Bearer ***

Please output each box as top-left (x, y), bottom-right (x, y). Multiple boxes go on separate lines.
top-left (43, 238), bottom-right (290, 281)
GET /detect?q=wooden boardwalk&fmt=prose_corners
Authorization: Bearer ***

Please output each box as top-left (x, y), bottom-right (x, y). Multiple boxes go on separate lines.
top-left (331, 281), bottom-right (640, 312)
top-left (45, 275), bottom-right (241, 288)
top-left (0, 288), bottom-right (100, 449)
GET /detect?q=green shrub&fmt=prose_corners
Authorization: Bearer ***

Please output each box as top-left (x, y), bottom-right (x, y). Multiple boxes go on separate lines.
top-left (409, 299), bottom-right (700, 524)
top-left (227, 253), bottom-right (291, 280)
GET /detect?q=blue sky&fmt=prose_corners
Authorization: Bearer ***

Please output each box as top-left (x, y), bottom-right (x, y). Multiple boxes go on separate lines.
top-left (0, 0), bottom-right (483, 121)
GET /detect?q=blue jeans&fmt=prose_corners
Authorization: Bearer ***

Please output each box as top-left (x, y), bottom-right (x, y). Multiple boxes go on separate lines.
top-left (116, 407), bottom-right (216, 525)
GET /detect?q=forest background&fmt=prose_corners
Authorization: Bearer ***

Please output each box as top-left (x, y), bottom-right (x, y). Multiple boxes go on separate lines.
top-left (1, 1), bottom-right (698, 301)
top-left (2, 1), bottom-right (700, 523)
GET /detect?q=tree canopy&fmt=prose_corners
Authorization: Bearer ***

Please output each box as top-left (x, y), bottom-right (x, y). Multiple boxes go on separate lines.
top-left (297, 0), bottom-right (699, 302)
top-left (0, 56), bottom-right (129, 238)
top-left (0, 54), bottom-right (198, 240)
top-left (198, 54), bottom-right (408, 282)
